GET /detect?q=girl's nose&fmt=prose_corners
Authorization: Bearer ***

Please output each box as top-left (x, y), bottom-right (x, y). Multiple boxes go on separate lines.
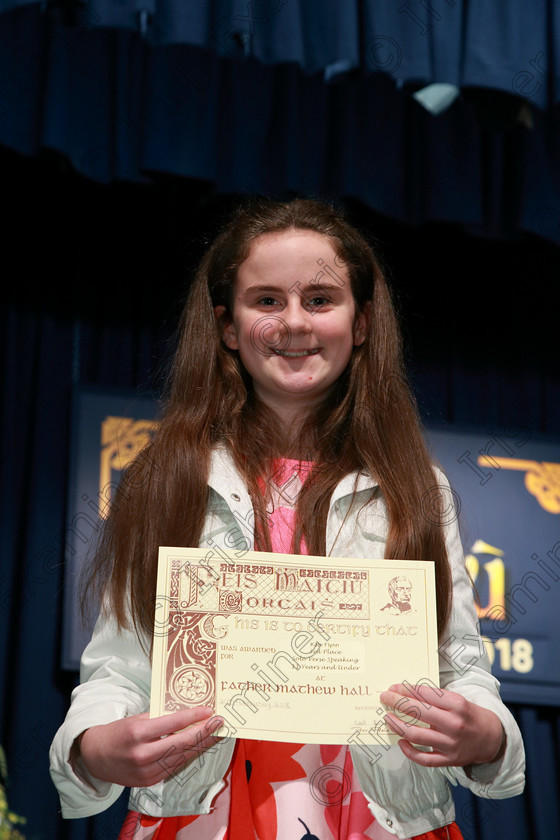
top-left (284, 296), bottom-right (313, 333)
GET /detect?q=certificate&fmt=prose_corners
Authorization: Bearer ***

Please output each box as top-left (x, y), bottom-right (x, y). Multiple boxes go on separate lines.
top-left (150, 547), bottom-right (439, 745)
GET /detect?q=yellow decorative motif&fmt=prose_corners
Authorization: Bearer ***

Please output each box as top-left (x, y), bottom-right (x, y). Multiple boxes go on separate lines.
top-left (99, 416), bottom-right (159, 518)
top-left (477, 456), bottom-right (560, 514)
top-left (465, 540), bottom-right (506, 620)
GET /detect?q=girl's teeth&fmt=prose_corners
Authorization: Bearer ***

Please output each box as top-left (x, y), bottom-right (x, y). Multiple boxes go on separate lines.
top-left (274, 349), bottom-right (319, 358)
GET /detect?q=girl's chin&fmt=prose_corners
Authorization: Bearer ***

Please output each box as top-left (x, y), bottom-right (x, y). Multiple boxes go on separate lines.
top-left (258, 381), bottom-right (334, 408)
top-left (274, 377), bottom-right (325, 396)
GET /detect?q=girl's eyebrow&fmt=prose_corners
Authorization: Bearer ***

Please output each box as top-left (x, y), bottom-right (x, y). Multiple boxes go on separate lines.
top-left (243, 285), bottom-right (283, 294)
top-left (303, 282), bottom-right (344, 294)
top-left (244, 282), bottom-right (344, 295)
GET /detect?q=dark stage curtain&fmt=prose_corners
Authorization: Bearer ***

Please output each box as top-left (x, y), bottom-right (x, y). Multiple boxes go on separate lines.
top-left (1, 0), bottom-right (559, 107)
top-left (0, 149), bottom-right (559, 840)
top-left (0, 2), bottom-right (559, 245)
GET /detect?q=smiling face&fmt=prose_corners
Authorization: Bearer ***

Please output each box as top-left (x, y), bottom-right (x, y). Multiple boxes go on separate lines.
top-left (215, 230), bottom-right (369, 424)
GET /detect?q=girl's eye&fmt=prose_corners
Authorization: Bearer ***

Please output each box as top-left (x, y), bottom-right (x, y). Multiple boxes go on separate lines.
top-left (258, 296), bottom-right (279, 306)
top-left (308, 296), bottom-right (330, 308)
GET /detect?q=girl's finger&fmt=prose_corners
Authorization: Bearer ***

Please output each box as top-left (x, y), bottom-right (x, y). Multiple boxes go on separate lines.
top-left (383, 713), bottom-right (451, 752)
top-left (380, 685), bottom-right (466, 729)
top-left (396, 739), bottom-right (450, 767)
top-left (380, 693), bottom-right (438, 730)
top-left (381, 683), bottom-right (450, 709)
top-left (144, 706), bottom-right (217, 740)
top-left (146, 717), bottom-right (226, 779)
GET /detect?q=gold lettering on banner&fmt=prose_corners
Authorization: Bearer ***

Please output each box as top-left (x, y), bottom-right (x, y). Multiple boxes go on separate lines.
top-left (477, 457), bottom-right (560, 514)
top-left (465, 539), bottom-right (506, 620)
top-left (99, 416), bottom-right (159, 517)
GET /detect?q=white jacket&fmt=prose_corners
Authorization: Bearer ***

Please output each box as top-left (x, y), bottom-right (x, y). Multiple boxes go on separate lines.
top-left (50, 447), bottom-right (525, 838)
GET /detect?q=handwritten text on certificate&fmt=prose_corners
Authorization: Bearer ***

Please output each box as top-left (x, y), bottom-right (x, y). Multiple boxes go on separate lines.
top-left (150, 547), bottom-right (439, 744)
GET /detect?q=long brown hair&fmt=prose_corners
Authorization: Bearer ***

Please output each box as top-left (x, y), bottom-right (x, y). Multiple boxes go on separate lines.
top-left (82, 198), bottom-right (453, 642)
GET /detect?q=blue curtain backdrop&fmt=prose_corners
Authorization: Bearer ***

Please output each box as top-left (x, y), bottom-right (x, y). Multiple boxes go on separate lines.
top-left (1, 2), bottom-right (560, 840)
top-left (0, 1), bottom-right (559, 243)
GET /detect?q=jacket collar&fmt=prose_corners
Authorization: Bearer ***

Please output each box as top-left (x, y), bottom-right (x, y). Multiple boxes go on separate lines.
top-left (207, 445), bottom-right (253, 507)
top-left (208, 445), bottom-right (379, 506)
top-left (330, 468), bottom-right (379, 502)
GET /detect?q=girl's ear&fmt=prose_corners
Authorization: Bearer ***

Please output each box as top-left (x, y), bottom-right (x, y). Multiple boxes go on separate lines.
top-left (353, 301), bottom-right (371, 346)
top-left (214, 305), bottom-right (239, 350)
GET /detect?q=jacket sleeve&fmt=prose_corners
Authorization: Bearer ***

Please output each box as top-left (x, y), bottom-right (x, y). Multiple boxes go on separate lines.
top-left (49, 610), bottom-right (152, 818)
top-left (435, 474), bottom-right (525, 799)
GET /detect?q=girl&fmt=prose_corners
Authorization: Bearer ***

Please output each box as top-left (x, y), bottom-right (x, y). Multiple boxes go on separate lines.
top-left (50, 198), bottom-right (525, 840)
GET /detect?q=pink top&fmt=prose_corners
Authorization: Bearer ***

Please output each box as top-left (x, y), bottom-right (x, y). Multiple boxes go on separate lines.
top-left (256, 458), bottom-right (313, 553)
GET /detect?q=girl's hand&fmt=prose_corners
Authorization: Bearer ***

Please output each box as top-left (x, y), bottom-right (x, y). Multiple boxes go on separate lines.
top-left (75, 707), bottom-right (223, 788)
top-left (380, 683), bottom-right (505, 768)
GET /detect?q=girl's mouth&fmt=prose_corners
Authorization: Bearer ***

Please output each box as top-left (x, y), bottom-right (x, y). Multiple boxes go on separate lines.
top-left (272, 348), bottom-right (320, 358)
